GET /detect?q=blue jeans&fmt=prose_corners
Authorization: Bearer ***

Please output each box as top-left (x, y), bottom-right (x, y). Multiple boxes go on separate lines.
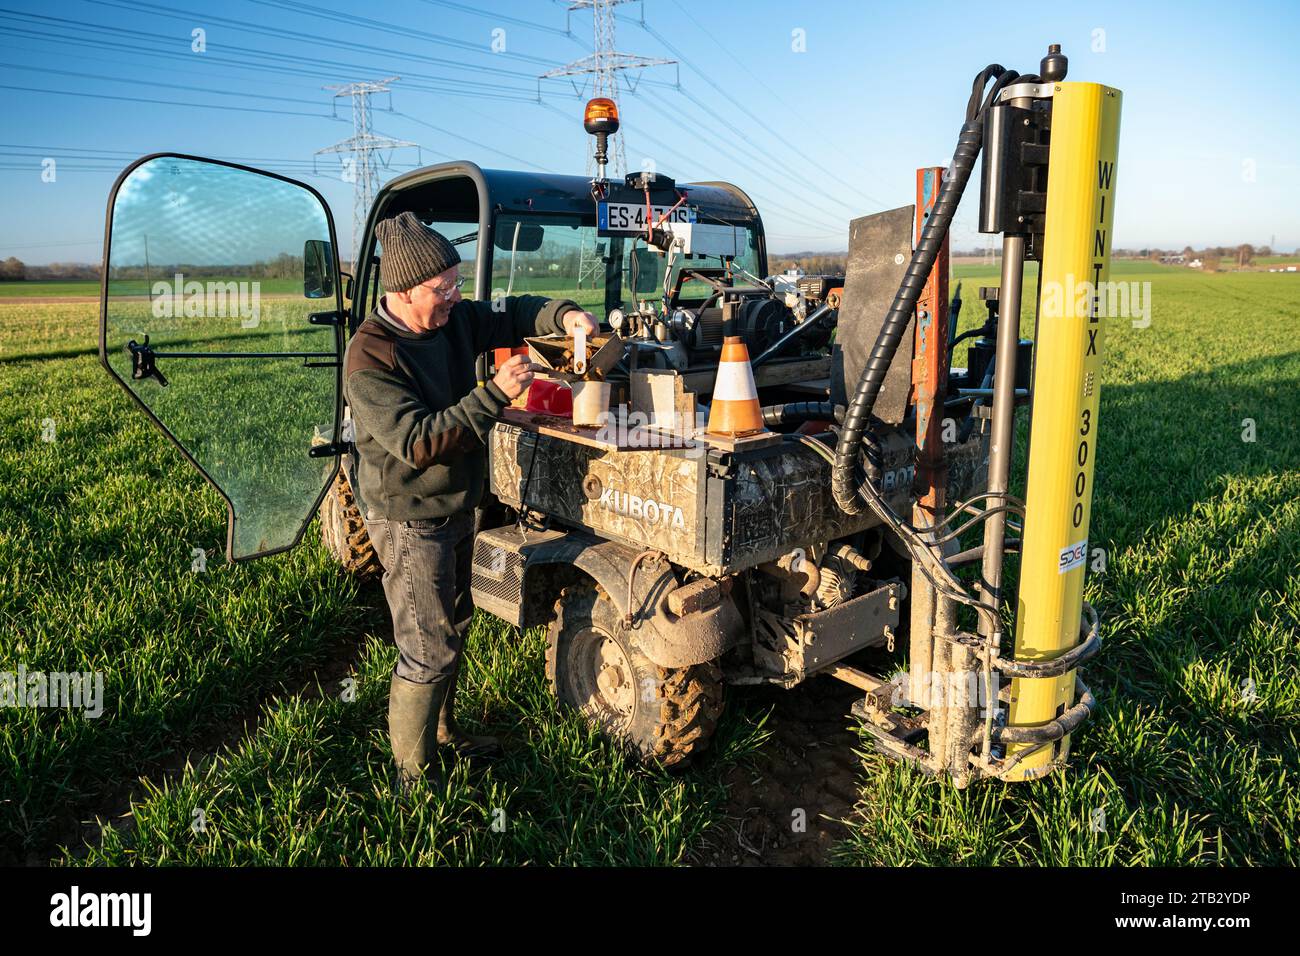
top-left (364, 511), bottom-right (475, 684)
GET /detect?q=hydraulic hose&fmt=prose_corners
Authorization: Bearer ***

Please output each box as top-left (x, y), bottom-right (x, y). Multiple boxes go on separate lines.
top-left (760, 401), bottom-right (844, 428)
top-left (832, 66), bottom-right (1018, 516)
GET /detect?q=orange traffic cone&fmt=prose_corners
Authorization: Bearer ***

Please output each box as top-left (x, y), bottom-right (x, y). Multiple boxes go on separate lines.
top-left (707, 335), bottom-right (767, 437)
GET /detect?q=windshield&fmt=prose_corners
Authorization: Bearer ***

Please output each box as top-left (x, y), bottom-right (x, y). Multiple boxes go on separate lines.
top-left (491, 212), bottom-right (761, 319)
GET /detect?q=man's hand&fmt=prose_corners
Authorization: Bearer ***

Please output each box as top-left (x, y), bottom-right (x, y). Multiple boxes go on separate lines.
top-left (492, 353), bottom-right (536, 400)
top-left (562, 309), bottom-right (600, 338)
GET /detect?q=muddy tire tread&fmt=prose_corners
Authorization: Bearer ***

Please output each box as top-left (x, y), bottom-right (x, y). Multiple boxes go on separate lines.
top-left (319, 464), bottom-right (382, 579)
top-left (547, 582), bottom-right (724, 769)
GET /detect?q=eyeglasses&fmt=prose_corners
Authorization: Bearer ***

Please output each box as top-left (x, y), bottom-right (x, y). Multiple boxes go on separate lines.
top-left (422, 275), bottom-right (467, 296)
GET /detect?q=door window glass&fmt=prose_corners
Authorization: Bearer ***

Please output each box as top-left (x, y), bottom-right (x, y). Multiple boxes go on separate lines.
top-left (102, 156), bottom-right (341, 559)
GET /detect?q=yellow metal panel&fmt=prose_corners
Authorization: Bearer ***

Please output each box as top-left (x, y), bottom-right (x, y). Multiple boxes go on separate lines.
top-left (1005, 82), bottom-right (1122, 780)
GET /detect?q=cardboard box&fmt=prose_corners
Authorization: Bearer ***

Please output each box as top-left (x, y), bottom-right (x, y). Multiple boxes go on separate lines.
top-left (525, 333), bottom-right (624, 383)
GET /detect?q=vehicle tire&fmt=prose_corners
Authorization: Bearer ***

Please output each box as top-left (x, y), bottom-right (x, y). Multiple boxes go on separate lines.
top-left (318, 460), bottom-right (382, 580)
top-left (546, 581), bottom-right (724, 769)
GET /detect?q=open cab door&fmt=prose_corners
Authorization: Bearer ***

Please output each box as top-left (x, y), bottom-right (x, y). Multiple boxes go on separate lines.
top-left (100, 154), bottom-right (346, 560)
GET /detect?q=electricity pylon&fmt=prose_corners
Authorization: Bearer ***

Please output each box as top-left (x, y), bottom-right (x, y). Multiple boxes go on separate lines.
top-left (316, 77), bottom-right (419, 264)
top-left (540, 1), bottom-right (677, 290)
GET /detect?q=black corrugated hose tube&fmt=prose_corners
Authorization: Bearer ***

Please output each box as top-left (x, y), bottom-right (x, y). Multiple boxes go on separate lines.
top-left (831, 65), bottom-right (1021, 516)
top-left (760, 402), bottom-right (844, 428)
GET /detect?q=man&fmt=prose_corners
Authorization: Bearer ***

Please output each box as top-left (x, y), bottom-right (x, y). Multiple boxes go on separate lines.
top-left (343, 210), bottom-right (598, 786)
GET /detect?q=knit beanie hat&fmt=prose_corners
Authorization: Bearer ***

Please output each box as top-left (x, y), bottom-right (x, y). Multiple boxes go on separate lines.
top-left (375, 211), bottom-right (461, 292)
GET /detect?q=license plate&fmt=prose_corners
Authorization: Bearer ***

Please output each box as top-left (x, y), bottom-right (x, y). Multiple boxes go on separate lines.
top-left (598, 201), bottom-right (696, 234)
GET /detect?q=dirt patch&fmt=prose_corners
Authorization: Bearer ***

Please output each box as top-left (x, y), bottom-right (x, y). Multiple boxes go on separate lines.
top-left (692, 676), bottom-right (867, 866)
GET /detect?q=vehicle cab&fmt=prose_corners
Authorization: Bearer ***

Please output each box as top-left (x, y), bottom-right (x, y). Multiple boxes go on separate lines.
top-left (99, 152), bottom-right (763, 563)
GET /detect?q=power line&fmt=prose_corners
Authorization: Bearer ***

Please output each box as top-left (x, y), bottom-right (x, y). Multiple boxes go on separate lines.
top-left (0, 143), bottom-right (144, 156)
top-left (414, 0), bottom-right (581, 39)
top-left (244, 0), bottom-right (563, 66)
top-left (4, 3), bottom-right (853, 253)
top-left (0, 25), bottom-right (560, 103)
top-left (539, 1), bottom-right (677, 290)
top-left (663, 0), bottom-right (883, 180)
top-left (621, 89), bottom-right (850, 232)
top-left (0, 8), bottom-right (612, 132)
top-left (0, 8), bottom-right (559, 85)
top-left (391, 111), bottom-right (548, 172)
top-left (0, 37), bottom-right (320, 98)
top-left (0, 16), bottom-right (595, 119)
top-left (624, 11), bottom-right (889, 211)
top-left (538, 0), bottom-right (676, 178)
top-left (76, 0), bottom-right (572, 75)
top-left (0, 84), bottom-right (336, 118)
top-left (2, 62), bottom-right (338, 107)
top-left (0, 9), bottom-right (600, 144)
top-left (0, 36), bottom-right (574, 164)
top-left (0, 30), bottom-right (548, 99)
top-left (0, 144), bottom-right (426, 169)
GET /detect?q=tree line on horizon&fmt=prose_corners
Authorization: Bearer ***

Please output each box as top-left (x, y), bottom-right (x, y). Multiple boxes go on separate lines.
top-left (769, 243), bottom-right (1294, 276)
top-left (4, 242), bottom-right (1296, 284)
top-left (0, 254), bottom-right (310, 282)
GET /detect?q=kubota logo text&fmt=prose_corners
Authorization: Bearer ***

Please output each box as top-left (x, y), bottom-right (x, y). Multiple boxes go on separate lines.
top-left (597, 485), bottom-right (687, 529)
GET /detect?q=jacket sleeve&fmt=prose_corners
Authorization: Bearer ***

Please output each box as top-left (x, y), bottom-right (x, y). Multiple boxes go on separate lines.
top-left (346, 367), bottom-right (511, 470)
top-left (464, 295), bottom-right (581, 353)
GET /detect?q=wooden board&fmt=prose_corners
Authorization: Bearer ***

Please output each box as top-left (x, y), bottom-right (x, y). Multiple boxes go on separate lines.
top-left (499, 406), bottom-right (698, 451)
top-left (782, 378), bottom-right (832, 397)
top-left (698, 430), bottom-right (784, 453)
top-left (682, 356), bottom-right (832, 395)
top-left (629, 369), bottom-right (700, 433)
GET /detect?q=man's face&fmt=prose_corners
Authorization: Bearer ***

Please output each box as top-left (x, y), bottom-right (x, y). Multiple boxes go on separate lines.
top-left (396, 266), bottom-right (463, 331)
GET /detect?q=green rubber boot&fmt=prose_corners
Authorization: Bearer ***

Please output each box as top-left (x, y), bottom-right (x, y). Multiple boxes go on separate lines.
top-left (388, 673), bottom-right (450, 789)
top-left (436, 659), bottom-right (502, 760)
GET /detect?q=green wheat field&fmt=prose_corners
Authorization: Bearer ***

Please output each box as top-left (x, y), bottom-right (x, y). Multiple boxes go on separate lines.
top-left (0, 262), bottom-right (1296, 865)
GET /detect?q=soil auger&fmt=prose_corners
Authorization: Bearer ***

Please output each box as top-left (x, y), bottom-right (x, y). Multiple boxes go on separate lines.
top-left (830, 45), bottom-right (1119, 783)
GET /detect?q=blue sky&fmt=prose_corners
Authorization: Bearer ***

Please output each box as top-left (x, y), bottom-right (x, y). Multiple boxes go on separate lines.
top-left (1, 0), bottom-right (1298, 265)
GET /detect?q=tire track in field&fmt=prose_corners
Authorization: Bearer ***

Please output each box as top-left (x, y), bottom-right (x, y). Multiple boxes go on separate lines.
top-left (690, 677), bottom-right (867, 866)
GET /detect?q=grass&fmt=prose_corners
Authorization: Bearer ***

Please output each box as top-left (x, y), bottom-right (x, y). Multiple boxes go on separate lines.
top-left (71, 627), bottom-right (771, 866)
top-left (1, 264), bottom-right (1297, 865)
top-left (0, 280), bottom-right (102, 298)
top-left (831, 264), bottom-right (1300, 866)
top-left (0, 278), bottom-right (306, 298)
top-left (0, 297), bottom-right (771, 863)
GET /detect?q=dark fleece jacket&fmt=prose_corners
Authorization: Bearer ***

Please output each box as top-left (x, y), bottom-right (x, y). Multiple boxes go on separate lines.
top-left (343, 293), bottom-right (577, 520)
